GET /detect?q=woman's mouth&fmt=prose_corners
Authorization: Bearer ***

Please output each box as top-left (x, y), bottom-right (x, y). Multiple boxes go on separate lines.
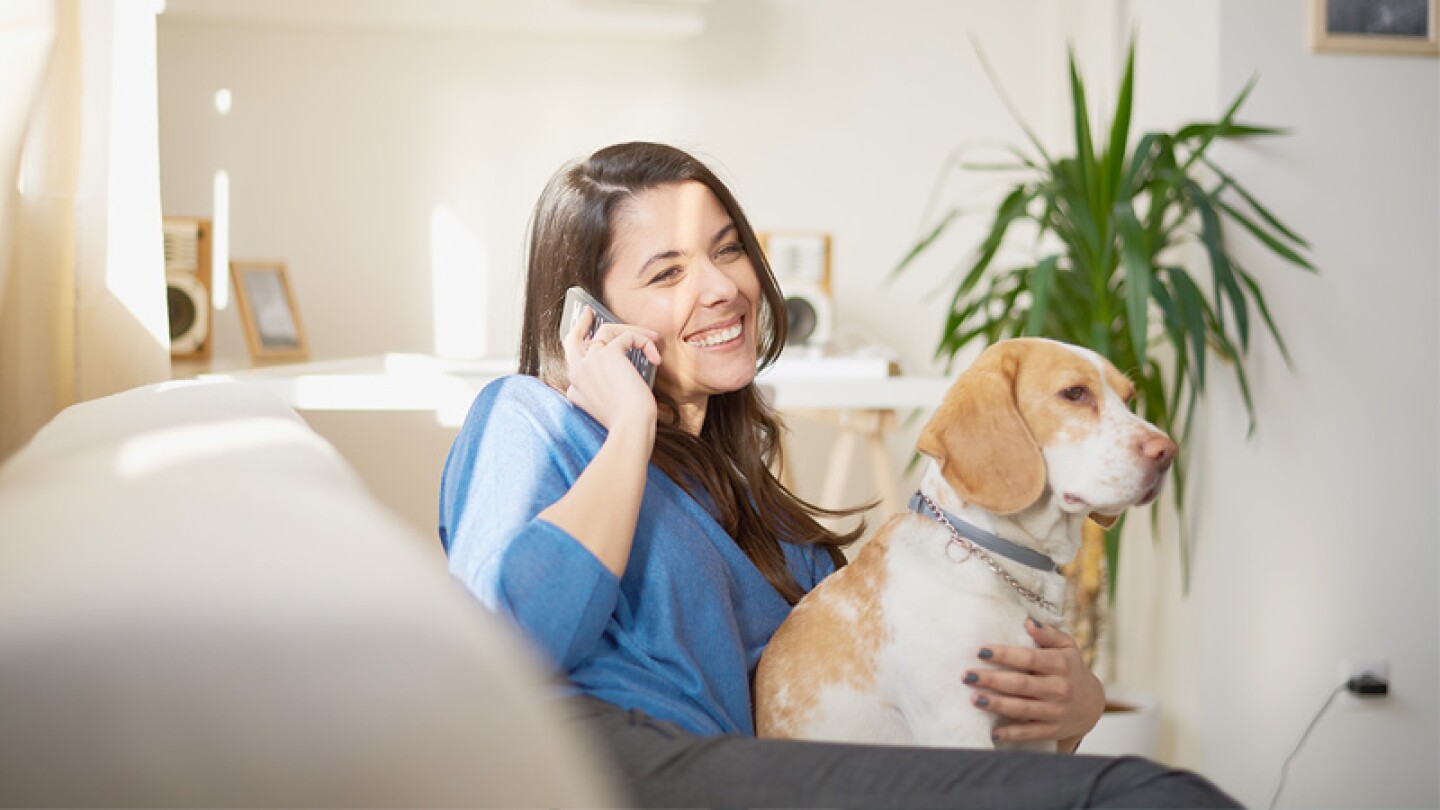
top-left (686, 318), bottom-right (743, 348)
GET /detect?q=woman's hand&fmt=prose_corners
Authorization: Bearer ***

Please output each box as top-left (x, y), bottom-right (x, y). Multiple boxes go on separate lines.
top-left (963, 619), bottom-right (1105, 753)
top-left (561, 305), bottom-right (662, 434)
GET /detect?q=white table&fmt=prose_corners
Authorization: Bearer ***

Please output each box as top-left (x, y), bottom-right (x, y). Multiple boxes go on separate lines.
top-left (201, 353), bottom-right (952, 512)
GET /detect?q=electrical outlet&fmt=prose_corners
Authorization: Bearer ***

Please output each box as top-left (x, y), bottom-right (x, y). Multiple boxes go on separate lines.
top-left (1340, 657), bottom-right (1390, 701)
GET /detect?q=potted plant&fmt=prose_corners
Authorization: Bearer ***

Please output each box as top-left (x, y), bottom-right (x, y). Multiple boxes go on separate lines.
top-left (896, 41), bottom-right (1314, 676)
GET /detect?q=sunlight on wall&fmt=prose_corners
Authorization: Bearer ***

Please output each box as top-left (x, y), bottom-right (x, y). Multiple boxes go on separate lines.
top-left (430, 206), bottom-right (487, 359)
top-left (103, 0), bottom-right (168, 351)
top-left (212, 168), bottom-right (229, 308)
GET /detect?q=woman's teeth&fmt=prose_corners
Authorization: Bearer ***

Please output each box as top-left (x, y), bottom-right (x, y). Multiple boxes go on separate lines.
top-left (687, 322), bottom-right (742, 348)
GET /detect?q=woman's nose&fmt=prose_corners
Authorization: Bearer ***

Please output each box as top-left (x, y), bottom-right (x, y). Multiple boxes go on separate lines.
top-left (695, 259), bottom-right (739, 305)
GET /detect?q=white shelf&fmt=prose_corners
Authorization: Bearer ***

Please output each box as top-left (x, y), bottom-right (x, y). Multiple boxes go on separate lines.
top-left (200, 352), bottom-right (952, 425)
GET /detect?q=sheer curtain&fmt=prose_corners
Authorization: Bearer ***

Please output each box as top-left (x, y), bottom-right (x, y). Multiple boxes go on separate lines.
top-left (1, 0), bottom-right (169, 461)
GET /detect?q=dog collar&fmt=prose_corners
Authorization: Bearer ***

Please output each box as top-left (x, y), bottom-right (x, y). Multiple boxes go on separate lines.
top-left (908, 492), bottom-right (1060, 574)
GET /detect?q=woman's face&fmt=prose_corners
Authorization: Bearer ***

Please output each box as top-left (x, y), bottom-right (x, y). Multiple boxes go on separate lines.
top-left (601, 181), bottom-right (762, 414)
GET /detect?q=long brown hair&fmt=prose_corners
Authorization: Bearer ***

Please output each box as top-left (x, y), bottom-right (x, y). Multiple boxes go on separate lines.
top-left (519, 142), bottom-right (862, 603)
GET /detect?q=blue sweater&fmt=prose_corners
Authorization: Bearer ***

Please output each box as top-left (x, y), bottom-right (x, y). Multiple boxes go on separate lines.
top-left (439, 375), bottom-right (836, 736)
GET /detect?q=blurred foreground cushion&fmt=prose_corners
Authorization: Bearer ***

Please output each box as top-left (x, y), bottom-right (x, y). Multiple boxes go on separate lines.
top-left (0, 380), bottom-right (619, 807)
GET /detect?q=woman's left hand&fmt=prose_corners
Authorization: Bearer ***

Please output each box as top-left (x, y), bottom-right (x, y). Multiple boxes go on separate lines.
top-left (964, 619), bottom-right (1104, 753)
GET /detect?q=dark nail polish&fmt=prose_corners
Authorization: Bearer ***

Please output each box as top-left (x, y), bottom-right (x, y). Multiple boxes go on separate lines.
top-left (978, 648), bottom-right (993, 660)
top-left (963, 672), bottom-right (979, 684)
top-left (1031, 619), bottom-right (1044, 629)
top-left (976, 695), bottom-right (990, 708)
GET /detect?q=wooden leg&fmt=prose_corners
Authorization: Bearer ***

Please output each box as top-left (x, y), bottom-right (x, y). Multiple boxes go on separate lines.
top-left (774, 430), bottom-right (797, 492)
top-left (819, 425), bottom-right (859, 510)
top-left (865, 418), bottom-right (900, 515)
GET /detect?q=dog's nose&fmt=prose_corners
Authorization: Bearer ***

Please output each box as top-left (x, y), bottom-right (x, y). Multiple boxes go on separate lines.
top-left (1141, 434), bottom-right (1177, 468)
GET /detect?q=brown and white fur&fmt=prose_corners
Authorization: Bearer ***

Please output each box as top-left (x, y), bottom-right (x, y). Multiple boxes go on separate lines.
top-left (754, 338), bottom-right (1176, 751)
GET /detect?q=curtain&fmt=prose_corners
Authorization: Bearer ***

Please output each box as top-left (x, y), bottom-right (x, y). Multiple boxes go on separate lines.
top-left (0, 0), bottom-right (169, 461)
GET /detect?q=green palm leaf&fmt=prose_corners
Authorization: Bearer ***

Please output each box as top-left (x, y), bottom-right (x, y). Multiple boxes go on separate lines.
top-left (893, 37), bottom-right (1313, 599)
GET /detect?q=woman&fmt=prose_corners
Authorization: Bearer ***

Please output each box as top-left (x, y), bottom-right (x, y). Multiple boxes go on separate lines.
top-left (439, 142), bottom-right (1238, 808)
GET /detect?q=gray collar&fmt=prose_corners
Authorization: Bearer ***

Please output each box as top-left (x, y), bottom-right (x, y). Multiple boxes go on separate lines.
top-left (908, 492), bottom-right (1060, 573)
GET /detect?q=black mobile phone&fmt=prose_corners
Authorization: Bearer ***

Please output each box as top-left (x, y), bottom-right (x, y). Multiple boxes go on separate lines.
top-left (560, 286), bottom-right (657, 388)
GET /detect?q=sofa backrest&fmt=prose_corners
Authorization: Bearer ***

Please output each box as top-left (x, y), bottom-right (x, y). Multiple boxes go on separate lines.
top-left (0, 380), bottom-right (619, 807)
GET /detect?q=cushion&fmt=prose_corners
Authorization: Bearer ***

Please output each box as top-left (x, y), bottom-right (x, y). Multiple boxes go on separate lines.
top-left (0, 380), bottom-right (617, 807)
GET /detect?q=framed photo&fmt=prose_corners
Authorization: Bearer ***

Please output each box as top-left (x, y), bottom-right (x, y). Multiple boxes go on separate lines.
top-left (1312, 0), bottom-right (1440, 55)
top-left (231, 261), bottom-right (309, 363)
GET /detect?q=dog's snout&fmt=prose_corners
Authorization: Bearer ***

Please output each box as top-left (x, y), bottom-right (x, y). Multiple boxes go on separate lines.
top-left (1140, 434), bottom-right (1177, 468)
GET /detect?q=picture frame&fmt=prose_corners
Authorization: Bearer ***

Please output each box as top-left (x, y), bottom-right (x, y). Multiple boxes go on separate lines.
top-left (231, 260), bottom-right (309, 363)
top-left (1311, 0), bottom-right (1440, 56)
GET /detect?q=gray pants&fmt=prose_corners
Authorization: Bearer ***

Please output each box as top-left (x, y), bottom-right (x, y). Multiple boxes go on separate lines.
top-left (565, 696), bottom-right (1241, 809)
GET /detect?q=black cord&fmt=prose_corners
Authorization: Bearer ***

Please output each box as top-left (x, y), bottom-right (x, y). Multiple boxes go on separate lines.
top-left (1267, 682), bottom-right (1346, 809)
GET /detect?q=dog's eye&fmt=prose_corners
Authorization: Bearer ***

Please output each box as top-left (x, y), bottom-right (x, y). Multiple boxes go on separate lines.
top-left (1060, 386), bottom-right (1090, 403)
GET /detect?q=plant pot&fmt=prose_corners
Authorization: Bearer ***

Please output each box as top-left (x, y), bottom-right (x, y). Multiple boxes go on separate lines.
top-left (1078, 689), bottom-right (1160, 758)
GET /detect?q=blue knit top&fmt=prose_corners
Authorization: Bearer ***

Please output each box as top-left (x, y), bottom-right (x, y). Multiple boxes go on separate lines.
top-left (439, 375), bottom-right (836, 736)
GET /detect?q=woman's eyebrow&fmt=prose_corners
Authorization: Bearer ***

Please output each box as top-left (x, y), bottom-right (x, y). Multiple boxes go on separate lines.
top-left (710, 223), bottom-right (737, 246)
top-left (639, 249), bottom-right (683, 277)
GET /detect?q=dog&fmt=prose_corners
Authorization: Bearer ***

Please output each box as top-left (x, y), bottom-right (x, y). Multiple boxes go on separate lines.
top-left (754, 337), bottom-right (1176, 751)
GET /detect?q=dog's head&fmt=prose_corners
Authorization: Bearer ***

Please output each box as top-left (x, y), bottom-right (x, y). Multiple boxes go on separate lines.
top-left (917, 338), bottom-right (1176, 525)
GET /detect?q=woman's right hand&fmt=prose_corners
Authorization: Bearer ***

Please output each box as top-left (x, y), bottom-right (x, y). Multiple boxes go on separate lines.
top-left (561, 305), bottom-right (662, 434)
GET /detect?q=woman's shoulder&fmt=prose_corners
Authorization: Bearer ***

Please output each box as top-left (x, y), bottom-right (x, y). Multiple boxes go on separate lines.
top-left (463, 374), bottom-right (600, 447)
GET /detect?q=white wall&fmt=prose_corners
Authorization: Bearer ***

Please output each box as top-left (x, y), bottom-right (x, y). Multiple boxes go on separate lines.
top-left (1112, 2), bottom-right (1440, 808)
top-left (157, 1), bottom-right (1439, 807)
top-left (158, 0), bottom-right (1083, 372)
top-left (157, 0), bottom-right (1086, 537)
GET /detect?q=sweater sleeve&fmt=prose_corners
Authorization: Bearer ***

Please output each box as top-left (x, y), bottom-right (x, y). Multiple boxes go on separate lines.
top-left (439, 377), bottom-right (621, 673)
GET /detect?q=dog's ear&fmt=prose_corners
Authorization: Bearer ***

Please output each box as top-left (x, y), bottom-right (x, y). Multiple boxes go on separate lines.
top-left (918, 345), bottom-right (1045, 515)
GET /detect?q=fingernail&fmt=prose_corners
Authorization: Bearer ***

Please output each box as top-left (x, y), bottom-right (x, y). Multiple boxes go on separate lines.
top-left (1031, 619), bottom-right (1044, 629)
top-left (991, 731), bottom-right (1001, 743)
top-left (963, 672), bottom-right (979, 685)
top-left (978, 648), bottom-right (994, 660)
top-left (976, 695), bottom-right (990, 708)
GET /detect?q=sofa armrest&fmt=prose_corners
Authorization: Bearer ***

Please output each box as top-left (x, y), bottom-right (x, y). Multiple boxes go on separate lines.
top-left (0, 381), bottom-right (618, 807)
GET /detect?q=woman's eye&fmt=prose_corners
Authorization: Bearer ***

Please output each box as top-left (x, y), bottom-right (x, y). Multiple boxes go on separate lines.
top-left (716, 242), bottom-right (745, 261)
top-left (649, 266), bottom-right (681, 285)
top-left (1060, 386), bottom-right (1089, 403)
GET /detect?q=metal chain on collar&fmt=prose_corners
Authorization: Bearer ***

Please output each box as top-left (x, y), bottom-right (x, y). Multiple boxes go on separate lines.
top-left (919, 493), bottom-right (1062, 617)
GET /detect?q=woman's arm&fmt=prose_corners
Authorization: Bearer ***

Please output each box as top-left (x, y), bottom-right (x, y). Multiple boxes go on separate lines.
top-left (440, 377), bottom-right (623, 672)
top-left (538, 309), bottom-right (662, 577)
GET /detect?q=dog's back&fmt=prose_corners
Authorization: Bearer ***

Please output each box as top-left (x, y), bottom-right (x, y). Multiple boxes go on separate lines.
top-left (755, 525), bottom-right (907, 744)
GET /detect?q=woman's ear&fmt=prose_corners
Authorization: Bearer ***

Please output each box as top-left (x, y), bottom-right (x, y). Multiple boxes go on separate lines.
top-left (918, 346), bottom-right (1045, 515)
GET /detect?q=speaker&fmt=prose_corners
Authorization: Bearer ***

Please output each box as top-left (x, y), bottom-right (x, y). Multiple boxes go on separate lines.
top-left (760, 232), bottom-right (834, 349)
top-left (164, 216), bottom-right (213, 361)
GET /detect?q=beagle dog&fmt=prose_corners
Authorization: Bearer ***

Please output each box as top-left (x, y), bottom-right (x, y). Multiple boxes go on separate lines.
top-left (754, 338), bottom-right (1176, 751)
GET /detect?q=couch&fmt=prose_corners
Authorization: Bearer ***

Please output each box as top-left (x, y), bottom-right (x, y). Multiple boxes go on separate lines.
top-left (0, 380), bottom-right (619, 807)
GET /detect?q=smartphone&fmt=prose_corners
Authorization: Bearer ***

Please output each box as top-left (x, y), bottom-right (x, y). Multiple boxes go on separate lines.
top-left (560, 286), bottom-right (657, 388)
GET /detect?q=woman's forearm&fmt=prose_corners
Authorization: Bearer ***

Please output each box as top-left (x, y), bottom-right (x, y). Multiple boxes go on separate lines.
top-left (539, 418), bottom-right (655, 577)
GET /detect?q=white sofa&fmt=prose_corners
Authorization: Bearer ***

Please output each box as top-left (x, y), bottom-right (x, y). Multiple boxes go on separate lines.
top-left (0, 380), bottom-right (618, 807)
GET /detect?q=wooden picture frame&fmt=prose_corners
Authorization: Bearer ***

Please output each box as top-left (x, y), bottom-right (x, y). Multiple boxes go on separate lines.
top-left (758, 231), bottom-right (833, 294)
top-left (1312, 0), bottom-right (1440, 55)
top-left (231, 261), bottom-right (309, 363)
